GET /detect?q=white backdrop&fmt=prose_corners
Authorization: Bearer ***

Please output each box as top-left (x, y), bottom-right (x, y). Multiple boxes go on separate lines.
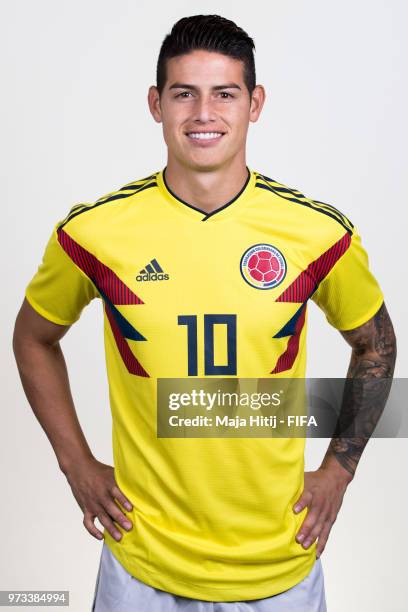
top-left (2, 1), bottom-right (407, 610)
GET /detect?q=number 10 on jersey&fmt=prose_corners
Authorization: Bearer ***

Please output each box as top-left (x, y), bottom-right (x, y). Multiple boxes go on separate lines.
top-left (178, 314), bottom-right (237, 376)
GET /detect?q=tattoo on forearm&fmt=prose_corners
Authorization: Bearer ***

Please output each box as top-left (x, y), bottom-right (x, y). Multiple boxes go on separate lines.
top-left (326, 302), bottom-right (397, 477)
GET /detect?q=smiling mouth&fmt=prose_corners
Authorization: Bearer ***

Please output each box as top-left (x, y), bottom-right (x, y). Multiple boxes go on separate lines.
top-left (186, 131), bottom-right (225, 140)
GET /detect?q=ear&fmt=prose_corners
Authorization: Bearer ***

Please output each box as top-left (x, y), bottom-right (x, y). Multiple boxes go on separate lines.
top-left (148, 85), bottom-right (162, 123)
top-left (249, 85), bottom-right (266, 123)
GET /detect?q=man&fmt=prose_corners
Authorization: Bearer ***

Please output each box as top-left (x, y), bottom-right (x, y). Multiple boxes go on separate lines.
top-left (13, 14), bottom-right (396, 612)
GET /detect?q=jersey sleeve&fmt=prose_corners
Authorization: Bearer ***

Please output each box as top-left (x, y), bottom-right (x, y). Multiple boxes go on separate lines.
top-left (25, 221), bottom-right (100, 326)
top-left (311, 226), bottom-right (384, 331)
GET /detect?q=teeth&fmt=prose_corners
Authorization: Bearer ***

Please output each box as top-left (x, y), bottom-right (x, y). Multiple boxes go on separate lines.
top-left (188, 132), bottom-right (223, 140)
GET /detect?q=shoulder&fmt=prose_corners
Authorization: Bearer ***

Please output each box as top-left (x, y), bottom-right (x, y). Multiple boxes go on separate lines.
top-left (254, 171), bottom-right (355, 236)
top-left (56, 171), bottom-right (159, 231)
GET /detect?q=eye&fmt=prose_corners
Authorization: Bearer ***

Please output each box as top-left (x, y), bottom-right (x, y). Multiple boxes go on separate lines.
top-left (176, 91), bottom-right (193, 98)
top-left (219, 92), bottom-right (233, 99)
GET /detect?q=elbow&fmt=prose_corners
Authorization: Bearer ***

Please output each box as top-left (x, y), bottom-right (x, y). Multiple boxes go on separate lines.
top-left (12, 312), bottom-right (23, 359)
top-left (379, 312), bottom-right (397, 377)
top-left (389, 326), bottom-right (397, 375)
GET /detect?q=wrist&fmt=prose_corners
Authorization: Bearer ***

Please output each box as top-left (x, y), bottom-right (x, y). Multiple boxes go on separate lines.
top-left (58, 449), bottom-right (95, 477)
top-left (320, 453), bottom-right (354, 486)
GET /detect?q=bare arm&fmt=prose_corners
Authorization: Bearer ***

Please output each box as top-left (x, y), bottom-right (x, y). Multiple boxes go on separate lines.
top-left (321, 300), bottom-right (397, 478)
top-left (294, 301), bottom-right (397, 557)
top-left (13, 297), bottom-right (94, 472)
top-left (13, 298), bottom-right (134, 541)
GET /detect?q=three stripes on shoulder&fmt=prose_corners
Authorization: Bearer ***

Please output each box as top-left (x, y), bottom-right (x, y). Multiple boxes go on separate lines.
top-left (57, 173), bottom-right (158, 229)
top-left (255, 173), bottom-right (354, 234)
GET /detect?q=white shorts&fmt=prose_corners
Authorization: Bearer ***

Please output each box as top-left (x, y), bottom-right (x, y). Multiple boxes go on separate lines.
top-left (92, 542), bottom-right (327, 611)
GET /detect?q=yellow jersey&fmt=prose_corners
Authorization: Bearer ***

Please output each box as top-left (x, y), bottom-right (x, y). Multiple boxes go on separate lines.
top-left (24, 168), bottom-right (384, 601)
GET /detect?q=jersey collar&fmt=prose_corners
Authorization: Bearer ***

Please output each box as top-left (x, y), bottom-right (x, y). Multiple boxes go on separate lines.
top-left (156, 166), bottom-right (256, 222)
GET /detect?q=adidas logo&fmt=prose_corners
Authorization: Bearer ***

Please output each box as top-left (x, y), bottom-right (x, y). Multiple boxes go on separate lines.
top-left (136, 258), bottom-right (170, 282)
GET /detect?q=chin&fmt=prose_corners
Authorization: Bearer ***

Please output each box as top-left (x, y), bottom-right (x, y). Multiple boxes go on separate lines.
top-left (191, 162), bottom-right (225, 173)
top-left (185, 154), bottom-right (229, 173)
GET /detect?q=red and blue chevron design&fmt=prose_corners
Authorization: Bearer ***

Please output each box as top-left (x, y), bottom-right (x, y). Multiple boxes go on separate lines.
top-left (57, 227), bottom-right (149, 377)
top-left (271, 232), bottom-right (351, 374)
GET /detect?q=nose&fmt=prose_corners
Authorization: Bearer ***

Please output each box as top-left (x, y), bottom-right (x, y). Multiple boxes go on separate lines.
top-left (193, 94), bottom-right (216, 124)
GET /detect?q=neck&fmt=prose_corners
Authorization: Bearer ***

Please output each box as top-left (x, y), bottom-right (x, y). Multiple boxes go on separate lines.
top-left (164, 156), bottom-right (250, 214)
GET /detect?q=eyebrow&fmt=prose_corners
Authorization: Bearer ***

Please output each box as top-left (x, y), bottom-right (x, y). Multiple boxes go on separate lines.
top-left (168, 82), bottom-right (242, 91)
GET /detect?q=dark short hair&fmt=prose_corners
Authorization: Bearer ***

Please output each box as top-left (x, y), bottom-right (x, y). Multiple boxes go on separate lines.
top-left (156, 14), bottom-right (256, 96)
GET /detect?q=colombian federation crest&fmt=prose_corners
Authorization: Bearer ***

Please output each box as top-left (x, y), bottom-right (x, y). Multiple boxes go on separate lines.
top-left (240, 243), bottom-right (287, 290)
